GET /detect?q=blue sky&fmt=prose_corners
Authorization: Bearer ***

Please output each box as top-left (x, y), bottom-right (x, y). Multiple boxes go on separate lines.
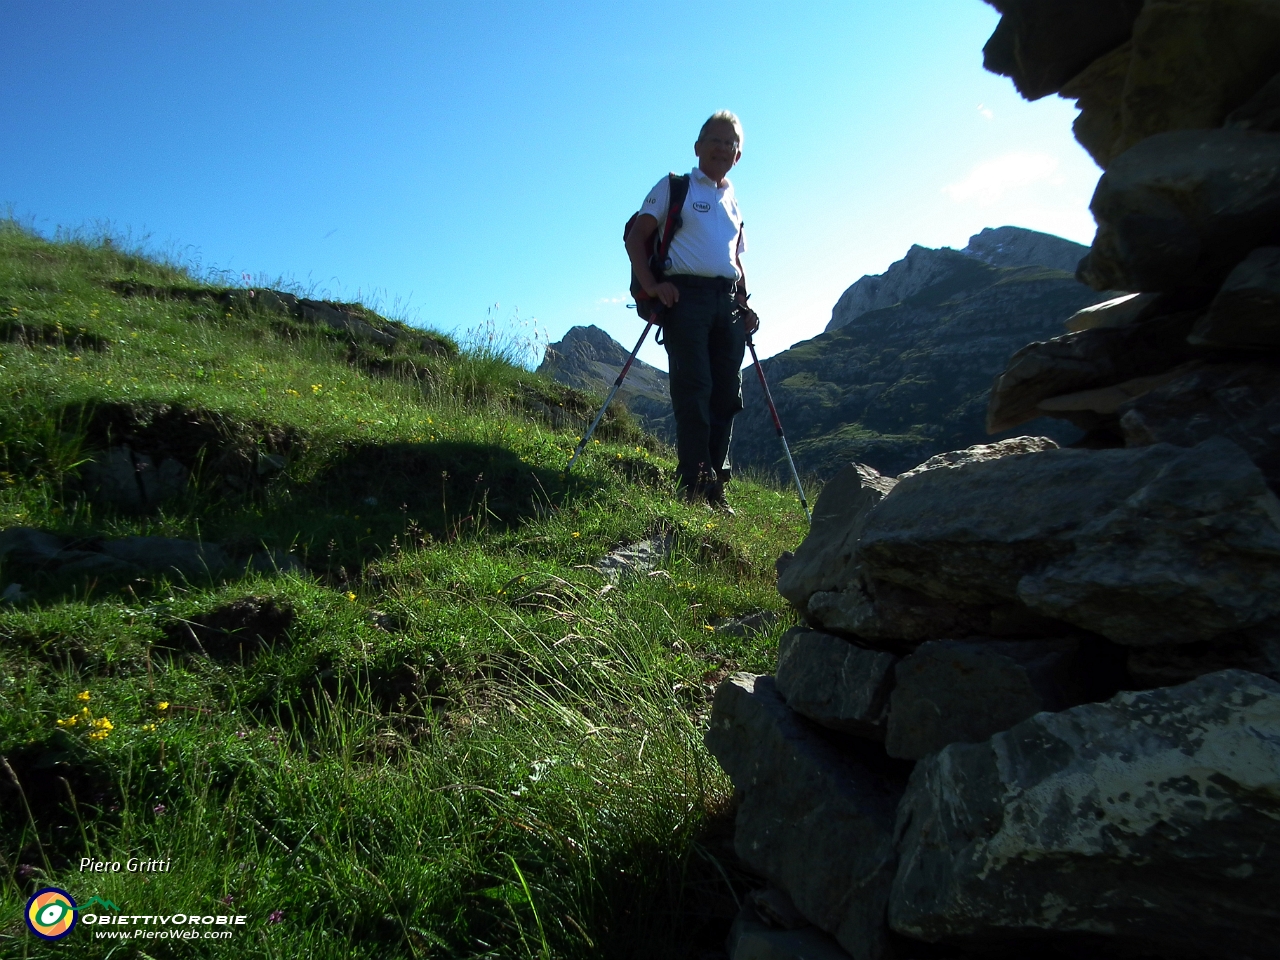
top-left (2, 1), bottom-right (1100, 369)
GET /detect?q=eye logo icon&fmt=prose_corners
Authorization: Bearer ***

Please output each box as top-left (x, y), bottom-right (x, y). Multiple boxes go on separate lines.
top-left (25, 887), bottom-right (78, 940)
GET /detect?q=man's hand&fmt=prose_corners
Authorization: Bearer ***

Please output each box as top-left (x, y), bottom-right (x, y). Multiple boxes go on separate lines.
top-left (646, 281), bottom-right (680, 309)
top-left (736, 294), bottom-right (760, 334)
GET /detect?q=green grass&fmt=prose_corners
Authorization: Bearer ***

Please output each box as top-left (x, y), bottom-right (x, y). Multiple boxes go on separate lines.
top-left (0, 219), bottom-right (809, 958)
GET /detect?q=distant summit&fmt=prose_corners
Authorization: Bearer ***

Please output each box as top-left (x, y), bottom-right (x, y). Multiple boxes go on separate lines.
top-left (826, 226), bottom-right (1089, 333)
top-left (536, 325), bottom-right (675, 443)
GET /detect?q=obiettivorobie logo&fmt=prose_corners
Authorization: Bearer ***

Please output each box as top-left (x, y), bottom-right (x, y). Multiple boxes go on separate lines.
top-left (25, 887), bottom-right (78, 940)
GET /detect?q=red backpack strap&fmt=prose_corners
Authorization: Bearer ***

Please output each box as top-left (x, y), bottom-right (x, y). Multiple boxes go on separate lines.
top-left (655, 173), bottom-right (690, 267)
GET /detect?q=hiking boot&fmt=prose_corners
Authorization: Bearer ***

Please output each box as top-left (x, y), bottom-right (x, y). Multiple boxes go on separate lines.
top-left (705, 481), bottom-right (735, 516)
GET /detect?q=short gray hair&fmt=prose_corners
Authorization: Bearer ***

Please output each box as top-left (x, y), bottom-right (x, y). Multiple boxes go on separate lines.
top-left (698, 110), bottom-right (743, 148)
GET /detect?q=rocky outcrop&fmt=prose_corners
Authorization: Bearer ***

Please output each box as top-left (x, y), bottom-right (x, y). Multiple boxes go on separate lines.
top-left (0, 526), bottom-right (302, 590)
top-left (735, 241), bottom-right (1105, 481)
top-left (708, 8), bottom-right (1280, 958)
top-left (981, 0), bottom-right (1145, 101)
top-left (705, 673), bottom-right (903, 960)
top-left (884, 638), bottom-right (1085, 760)
top-left (774, 628), bottom-right (897, 739)
top-left (1079, 129), bottom-right (1280, 293)
top-left (536, 325), bottom-right (674, 443)
top-left (891, 670), bottom-right (1280, 958)
top-left (1060, 0), bottom-right (1280, 167)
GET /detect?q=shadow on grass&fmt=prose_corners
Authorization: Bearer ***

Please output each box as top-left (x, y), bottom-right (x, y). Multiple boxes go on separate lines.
top-left (231, 438), bottom-right (580, 573)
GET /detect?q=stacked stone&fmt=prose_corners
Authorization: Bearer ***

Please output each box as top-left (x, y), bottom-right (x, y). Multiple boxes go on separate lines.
top-left (706, 3), bottom-right (1280, 959)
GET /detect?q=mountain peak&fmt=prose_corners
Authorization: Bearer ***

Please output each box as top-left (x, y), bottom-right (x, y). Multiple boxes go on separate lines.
top-left (826, 226), bottom-right (1089, 333)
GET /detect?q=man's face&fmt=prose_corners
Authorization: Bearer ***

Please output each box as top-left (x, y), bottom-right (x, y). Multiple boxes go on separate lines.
top-left (695, 120), bottom-right (741, 181)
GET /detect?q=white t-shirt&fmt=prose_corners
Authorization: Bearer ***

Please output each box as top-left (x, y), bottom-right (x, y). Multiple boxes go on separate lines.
top-left (639, 166), bottom-right (746, 280)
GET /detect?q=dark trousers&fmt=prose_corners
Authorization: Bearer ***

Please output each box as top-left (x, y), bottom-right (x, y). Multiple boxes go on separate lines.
top-left (661, 277), bottom-right (747, 489)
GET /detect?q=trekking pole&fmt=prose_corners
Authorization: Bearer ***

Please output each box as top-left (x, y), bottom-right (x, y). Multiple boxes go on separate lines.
top-left (564, 321), bottom-right (653, 476)
top-left (747, 336), bottom-right (810, 523)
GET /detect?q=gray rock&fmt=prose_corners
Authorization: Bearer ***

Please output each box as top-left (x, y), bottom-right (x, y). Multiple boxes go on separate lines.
top-left (705, 673), bottom-right (901, 960)
top-left (1062, 291), bottom-right (1159, 333)
top-left (890, 670), bottom-right (1280, 958)
top-left (1128, 622), bottom-right (1280, 688)
top-left (884, 639), bottom-right (1083, 760)
top-left (728, 903), bottom-right (854, 960)
top-left (1118, 361), bottom-right (1280, 491)
top-left (1226, 69), bottom-right (1280, 132)
top-left (81, 446), bottom-right (188, 508)
top-left (0, 527), bottom-right (67, 570)
top-left (595, 533), bottom-right (674, 583)
top-left (777, 463), bottom-right (896, 613)
top-left (775, 628), bottom-right (897, 739)
top-left (100, 537), bottom-right (231, 580)
top-left (1079, 129), bottom-right (1280, 293)
top-left (858, 438), bottom-right (1280, 645)
top-left (895, 436), bottom-right (1059, 479)
top-left (986, 312), bottom-right (1198, 433)
top-left (1058, 39), bottom-right (1132, 168)
top-left (54, 551), bottom-right (142, 579)
top-left (718, 610), bottom-right (780, 638)
top-left (981, 0), bottom-right (1145, 101)
top-left (1191, 246), bottom-right (1280, 349)
top-left (1018, 438), bottom-right (1280, 644)
top-left (806, 575), bottom-right (992, 646)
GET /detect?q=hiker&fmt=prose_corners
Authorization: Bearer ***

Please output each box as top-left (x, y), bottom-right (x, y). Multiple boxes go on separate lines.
top-left (625, 110), bottom-right (759, 514)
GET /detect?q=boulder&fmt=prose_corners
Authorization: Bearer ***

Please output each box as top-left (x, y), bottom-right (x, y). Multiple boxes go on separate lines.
top-left (1117, 0), bottom-right (1280, 156)
top-left (705, 673), bottom-right (902, 960)
top-left (1079, 129), bottom-right (1280, 293)
top-left (894, 436), bottom-right (1059, 479)
top-left (777, 463), bottom-right (896, 613)
top-left (774, 628), bottom-right (898, 739)
top-left (99, 537), bottom-right (231, 580)
top-left (890, 670), bottom-right (1280, 958)
top-left (1128, 621), bottom-right (1280, 687)
top-left (81, 446), bottom-right (187, 509)
top-left (986, 312), bottom-right (1199, 433)
top-left (1190, 246), bottom-right (1280, 348)
top-left (1062, 291), bottom-right (1157, 333)
top-left (1034, 361), bottom-right (1201, 422)
top-left (1058, 40), bottom-right (1132, 168)
top-left (805, 574), bottom-right (993, 647)
top-left (857, 437), bottom-right (1280, 645)
top-left (1118, 361), bottom-right (1280, 491)
top-left (728, 903), bottom-right (853, 960)
top-left (884, 638), bottom-right (1084, 760)
top-left (1226, 69), bottom-right (1280, 132)
top-left (0, 527), bottom-right (67, 570)
top-left (981, 0), bottom-right (1145, 101)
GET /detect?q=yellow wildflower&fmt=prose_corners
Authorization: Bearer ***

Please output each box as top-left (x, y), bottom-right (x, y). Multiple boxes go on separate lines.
top-left (157, 701), bottom-right (170, 711)
top-left (77, 690), bottom-right (91, 702)
top-left (571, 532), bottom-right (580, 539)
top-left (345, 591), bottom-right (357, 601)
top-left (703, 625), bottom-right (715, 632)
top-left (142, 723), bottom-right (157, 733)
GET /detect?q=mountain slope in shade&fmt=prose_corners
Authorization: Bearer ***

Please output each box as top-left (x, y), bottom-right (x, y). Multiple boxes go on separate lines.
top-left (826, 226), bottom-right (1090, 333)
top-left (732, 250), bottom-right (1112, 481)
top-left (536, 325), bottom-right (675, 444)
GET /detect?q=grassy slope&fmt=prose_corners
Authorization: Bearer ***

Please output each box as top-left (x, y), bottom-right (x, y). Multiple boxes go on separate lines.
top-left (0, 222), bottom-right (808, 958)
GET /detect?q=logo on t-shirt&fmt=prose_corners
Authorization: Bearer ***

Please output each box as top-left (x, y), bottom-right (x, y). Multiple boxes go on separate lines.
top-left (692, 201), bottom-right (711, 213)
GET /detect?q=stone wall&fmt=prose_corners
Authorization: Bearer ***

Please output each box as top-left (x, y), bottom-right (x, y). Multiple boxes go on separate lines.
top-left (706, 3), bottom-right (1280, 957)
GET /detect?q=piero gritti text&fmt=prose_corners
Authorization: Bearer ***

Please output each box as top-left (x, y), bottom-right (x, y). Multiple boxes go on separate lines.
top-left (80, 857), bottom-right (173, 873)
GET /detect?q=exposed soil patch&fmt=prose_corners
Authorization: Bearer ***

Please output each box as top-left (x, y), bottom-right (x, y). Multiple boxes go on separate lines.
top-left (1, 318), bottom-right (109, 352)
top-left (161, 596), bottom-right (295, 660)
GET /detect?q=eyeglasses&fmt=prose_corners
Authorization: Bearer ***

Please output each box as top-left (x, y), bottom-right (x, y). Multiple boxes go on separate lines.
top-left (703, 136), bottom-right (739, 150)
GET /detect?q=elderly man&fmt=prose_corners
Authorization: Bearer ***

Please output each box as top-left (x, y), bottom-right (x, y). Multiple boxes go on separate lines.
top-left (625, 110), bottom-right (758, 513)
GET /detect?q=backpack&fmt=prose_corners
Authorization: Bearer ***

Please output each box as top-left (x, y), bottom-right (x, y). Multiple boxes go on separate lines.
top-left (624, 173), bottom-right (691, 322)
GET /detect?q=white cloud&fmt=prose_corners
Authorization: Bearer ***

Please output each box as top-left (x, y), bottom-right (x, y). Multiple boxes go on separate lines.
top-left (943, 151), bottom-right (1061, 206)
top-left (977, 103), bottom-right (994, 121)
